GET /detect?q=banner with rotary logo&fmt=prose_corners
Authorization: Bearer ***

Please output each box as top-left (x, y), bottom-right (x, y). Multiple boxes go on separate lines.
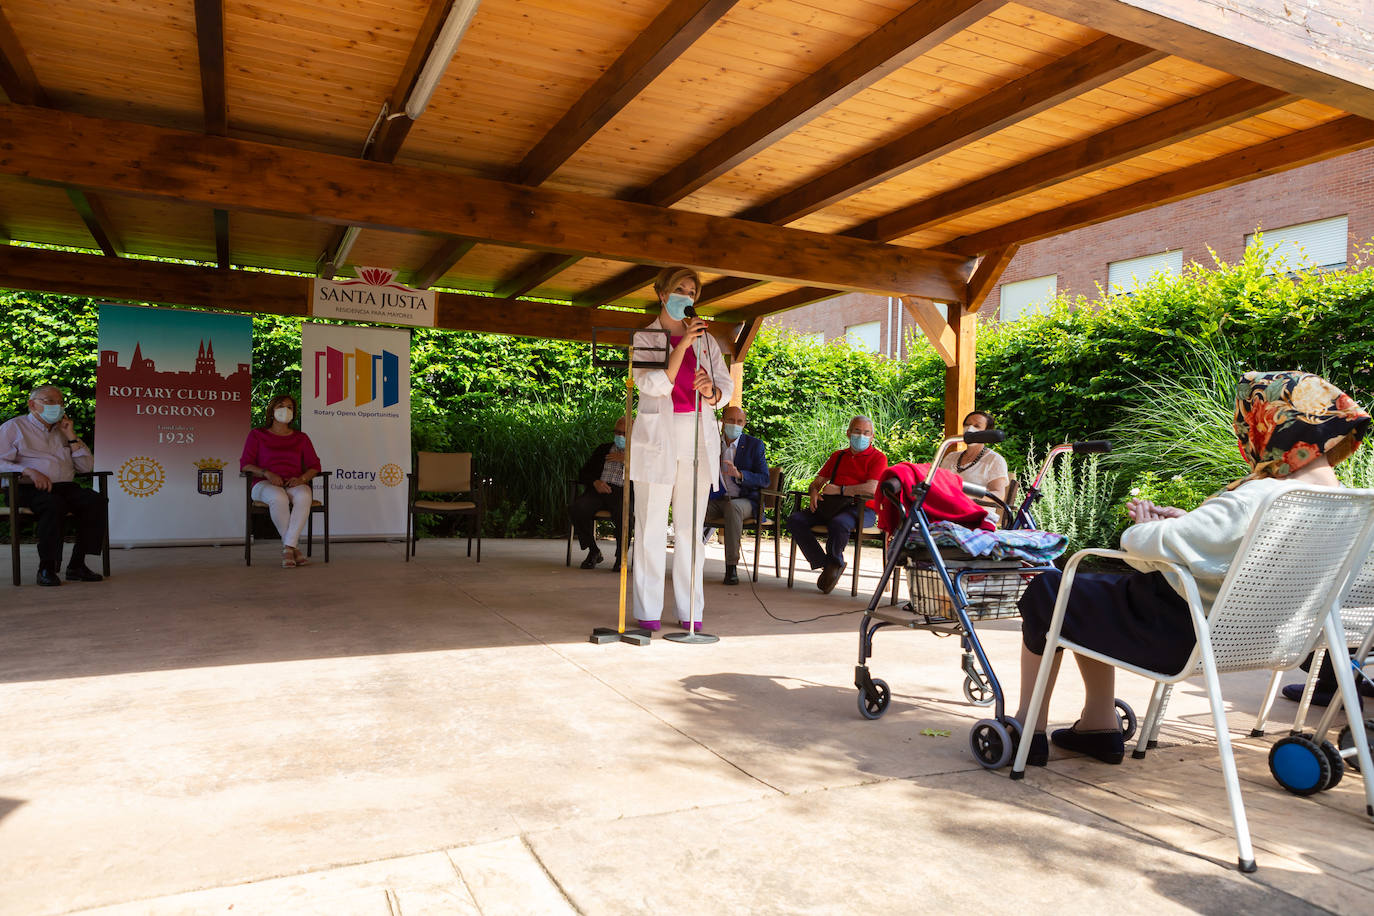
top-left (300, 322), bottom-right (411, 538)
top-left (96, 304), bottom-right (253, 545)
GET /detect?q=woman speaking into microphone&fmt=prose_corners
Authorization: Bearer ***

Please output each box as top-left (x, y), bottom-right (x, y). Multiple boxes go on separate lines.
top-left (628, 267), bottom-right (733, 631)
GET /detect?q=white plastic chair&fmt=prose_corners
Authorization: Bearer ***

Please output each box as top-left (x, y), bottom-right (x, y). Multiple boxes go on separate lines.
top-left (1010, 486), bottom-right (1374, 872)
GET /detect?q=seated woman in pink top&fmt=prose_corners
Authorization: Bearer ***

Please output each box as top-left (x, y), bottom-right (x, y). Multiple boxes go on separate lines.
top-left (240, 394), bottom-right (322, 568)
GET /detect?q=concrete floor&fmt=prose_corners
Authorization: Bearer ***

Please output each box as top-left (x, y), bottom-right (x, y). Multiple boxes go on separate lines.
top-left (1, 536), bottom-right (1371, 915)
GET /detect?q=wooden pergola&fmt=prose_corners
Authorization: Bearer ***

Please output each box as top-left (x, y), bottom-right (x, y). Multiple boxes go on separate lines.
top-left (1, 0), bottom-right (1372, 430)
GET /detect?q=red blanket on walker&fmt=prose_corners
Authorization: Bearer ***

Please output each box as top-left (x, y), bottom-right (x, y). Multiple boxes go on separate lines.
top-left (874, 462), bottom-right (994, 534)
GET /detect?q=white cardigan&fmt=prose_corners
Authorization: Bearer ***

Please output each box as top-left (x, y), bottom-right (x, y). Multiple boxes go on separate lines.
top-left (628, 318), bottom-right (734, 487)
top-left (1120, 477), bottom-right (1296, 608)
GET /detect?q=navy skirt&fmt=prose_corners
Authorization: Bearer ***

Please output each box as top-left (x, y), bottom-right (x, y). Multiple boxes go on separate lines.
top-left (1018, 568), bottom-right (1196, 674)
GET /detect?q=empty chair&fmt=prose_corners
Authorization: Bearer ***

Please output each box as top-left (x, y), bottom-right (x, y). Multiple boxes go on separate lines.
top-left (406, 451), bottom-right (484, 562)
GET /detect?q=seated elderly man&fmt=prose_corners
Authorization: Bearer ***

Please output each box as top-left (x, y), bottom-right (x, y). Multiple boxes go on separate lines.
top-left (569, 415), bottom-right (631, 571)
top-left (0, 385), bottom-right (107, 586)
top-left (786, 415), bottom-right (887, 594)
top-left (704, 405), bottom-right (770, 585)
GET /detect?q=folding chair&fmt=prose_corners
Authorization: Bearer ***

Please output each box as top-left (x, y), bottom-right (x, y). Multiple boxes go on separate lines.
top-left (1011, 486), bottom-right (1374, 872)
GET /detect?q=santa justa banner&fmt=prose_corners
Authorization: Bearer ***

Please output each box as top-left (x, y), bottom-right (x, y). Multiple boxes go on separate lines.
top-left (300, 323), bottom-right (411, 538)
top-left (96, 304), bottom-right (253, 545)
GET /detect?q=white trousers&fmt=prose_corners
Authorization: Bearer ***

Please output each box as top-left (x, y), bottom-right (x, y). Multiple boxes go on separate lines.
top-left (633, 413), bottom-right (710, 623)
top-left (252, 481), bottom-right (313, 549)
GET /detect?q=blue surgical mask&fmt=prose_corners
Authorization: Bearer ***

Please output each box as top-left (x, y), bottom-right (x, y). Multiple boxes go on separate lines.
top-left (663, 293), bottom-right (694, 321)
top-left (722, 424), bottom-right (743, 441)
top-left (613, 434), bottom-right (626, 450)
top-left (40, 403), bottom-right (64, 423)
top-left (849, 433), bottom-right (871, 452)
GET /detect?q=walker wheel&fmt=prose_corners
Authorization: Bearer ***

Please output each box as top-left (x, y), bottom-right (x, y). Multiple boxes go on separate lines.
top-left (970, 719), bottom-right (1013, 770)
top-left (963, 673), bottom-right (995, 707)
top-left (1269, 735), bottom-right (1332, 796)
top-left (858, 678), bottom-right (891, 720)
top-left (1114, 698), bottom-right (1137, 742)
top-left (1337, 719), bottom-right (1374, 773)
top-left (1320, 739), bottom-right (1345, 790)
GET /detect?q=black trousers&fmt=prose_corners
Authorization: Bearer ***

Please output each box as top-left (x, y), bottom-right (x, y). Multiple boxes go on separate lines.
top-left (16, 481), bottom-right (108, 572)
top-left (569, 485), bottom-right (629, 553)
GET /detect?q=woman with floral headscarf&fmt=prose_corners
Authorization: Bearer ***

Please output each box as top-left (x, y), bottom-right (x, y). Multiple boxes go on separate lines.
top-left (1009, 370), bottom-right (1369, 768)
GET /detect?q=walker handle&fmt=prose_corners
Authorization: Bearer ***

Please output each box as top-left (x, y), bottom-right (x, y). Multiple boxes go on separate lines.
top-left (1072, 440), bottom-right (1111, 454)
top-left (961, 481), bottom-right (989, 499)
top-left (964, 429), bottom-right (1006, 445)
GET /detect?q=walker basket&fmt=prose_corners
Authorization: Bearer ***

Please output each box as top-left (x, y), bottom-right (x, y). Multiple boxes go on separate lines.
top-left (905, 556), bottom-right (1029, 622)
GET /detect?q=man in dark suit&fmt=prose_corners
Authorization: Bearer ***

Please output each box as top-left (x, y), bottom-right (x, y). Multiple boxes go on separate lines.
top-left (704, 405), bottom-right (770, 585)
top-left (569, 415), bottom-right (630, 570)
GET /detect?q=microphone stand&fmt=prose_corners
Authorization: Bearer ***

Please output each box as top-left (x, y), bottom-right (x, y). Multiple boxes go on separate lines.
top-left (665, 307), bottom-right (719, 645)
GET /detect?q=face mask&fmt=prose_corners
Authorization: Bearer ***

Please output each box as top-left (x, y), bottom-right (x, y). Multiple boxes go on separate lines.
top-left (40, 403), bottom-right (64, 423)
top-left (274, 407), bottom-right (294, 424)
top-left (849, 433), bottom-right (871, 452)
top-left (613, 434), bottom-right (626, 450)
top-left (722, 423), bottom-right (743, 441)
top-left (965, 426), bottom-right (980, 435)
top-left (663, 293), bottom-right (694, 321)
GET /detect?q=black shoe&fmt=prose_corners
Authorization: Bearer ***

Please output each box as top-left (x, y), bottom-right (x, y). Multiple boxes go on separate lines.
top-left (37, 568), bottom-right (62, 587)
top-left (65, 563), bottom-right (104, 582)
top-left (816, 561), bottom-right (845, 594)
top-left (1027, 732), bottom-right (1049, 767)
top-left (580, 548), bottom-right (603, 569)
top-left (612, 557), bottom-right (622, 572)
top-left (723, 565), bottom-right (739, 586)
top-left (1051, 722), bottom-right (1125, 764)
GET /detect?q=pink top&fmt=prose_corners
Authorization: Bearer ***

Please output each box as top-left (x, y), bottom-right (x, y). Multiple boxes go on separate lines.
top-left (240, 427), bottom-right (322, 484)
top-left (669, 337), bottom-right (699, 413)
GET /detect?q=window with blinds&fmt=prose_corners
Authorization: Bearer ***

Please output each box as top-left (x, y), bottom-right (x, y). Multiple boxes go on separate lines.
top-left (1246, 215), bottom-right (1348, 273)
top-left (845, 321), bottom-right (881, 353)
top-left (999, 275), bottom-right (1057, 322)
top-left (1108, 250), bottom-right (1184, 294)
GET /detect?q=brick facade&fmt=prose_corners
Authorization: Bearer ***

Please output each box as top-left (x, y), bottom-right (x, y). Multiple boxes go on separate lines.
top-left (766, 147), bottom-right (1374, 344)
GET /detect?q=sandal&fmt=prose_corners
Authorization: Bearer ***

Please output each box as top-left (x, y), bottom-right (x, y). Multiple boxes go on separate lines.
top-left (281, 548), bottom-right (297, 568)
top-left (292, 546), bottom-right (311, 567)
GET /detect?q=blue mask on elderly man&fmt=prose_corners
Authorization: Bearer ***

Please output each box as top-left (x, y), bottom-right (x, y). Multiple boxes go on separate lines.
top-left (849, 433), bottom-right (871, 452)
top-left (613, 434), bottom-right (626, 450)
top-left (663, 293), bottom-right (694, 321)
top-left (722, 423), bottom-right (743, 441)
top-left (40, 403), bottom-right (64, 423)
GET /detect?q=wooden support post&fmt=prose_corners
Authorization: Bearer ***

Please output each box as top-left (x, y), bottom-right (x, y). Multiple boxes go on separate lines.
top-left (944, 306), bottom-right (976, 439)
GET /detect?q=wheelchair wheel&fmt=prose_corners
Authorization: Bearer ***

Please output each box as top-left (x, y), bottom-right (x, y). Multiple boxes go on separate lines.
top-left (857, 678), bottom-right (891, 720)
top-left (1320, 739), bottom-right (1345, 790)
top-left (1114, 698), bottom-right (1137, 742)
top-left (970, 719), bottom-right (1013, 770)
top-left (1269, 735), bottom-right (1332, 796)
top-left (1337, 719), bottom-right (1374, 773)
top-left (963, 673), bottom-right (995, 707)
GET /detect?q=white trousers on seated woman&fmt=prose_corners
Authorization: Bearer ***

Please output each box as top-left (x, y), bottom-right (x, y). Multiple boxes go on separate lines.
top-left (633, 412), bottom-right (710, 624)
top-left (252, 481), bottom-right (313, 549)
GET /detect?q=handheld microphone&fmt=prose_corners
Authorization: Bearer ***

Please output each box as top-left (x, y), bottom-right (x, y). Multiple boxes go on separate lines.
top-left (683, 304), bottom-right (704, 361)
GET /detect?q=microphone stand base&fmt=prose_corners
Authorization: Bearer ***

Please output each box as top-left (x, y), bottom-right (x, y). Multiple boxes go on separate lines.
top-left (589, 626), bottom-right (653, 646)
top-left (664, 631), bottom-right (719, 645)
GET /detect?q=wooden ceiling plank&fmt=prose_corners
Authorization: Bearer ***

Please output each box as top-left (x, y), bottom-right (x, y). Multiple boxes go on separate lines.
top-left (900, 296), bottom-right (956, 366)
top-left (744, 36), bottom-right (1167, 227)
top-left (940, 115), bottom-right (1374, 254)
top-left (193, 0), bottom-right (228, 135)
top-left (213, 208), bottom-right (230, 269)
top-left (368, 0), bottom-right (457, 164)
top-left (733, 317), bottom-right (761, 362)
top-left (63, 187), bottom-right (122, 258)
top-left (0, 244), bottom-right (738, 353)
top-left (712, 286), bottom-right (837, 322)
top-left (697, 276), bottom-right (766, 307)
top-left (0, 5), bottom-right (49, 106)
top-left (512, 0), bottom-right (742, 186)
top-left (410, 237), bottom-right (478, 289)
top-left (964, 244), bottom-right (1018, 312)
top-left (1021, 0), bottom-right (1374, 121)
top-left (637, 0), bottom-right (1003, 208)
top-left (494, 252), bottom-right (582, 299)
top-left (573, 264), bottom-right (661, 307)
top-left (861, 81), bottom-right (1295, 242)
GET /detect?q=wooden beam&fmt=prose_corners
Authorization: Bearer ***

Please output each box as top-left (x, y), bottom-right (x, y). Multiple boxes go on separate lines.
top-left (192, 0), bottom-right (228, 135)
top-left (512, 0), bottom-right (740, 186)
top-left (711, 287), bottom-right (838, 322)
top-left (745, 36), bottom-right (1166, 228)
top-left (965, 245), bottom-right (1018, 313)
top-left (1023, 0), bottom-right (1374, 121)
top-left (900, 296), bottom-right (956, 366)
top-left (64, 187), bottom-right (122, 257)
top-left (855, 81), bottom-right (1293, 243)
top-left (0, 245), bottom-right (739, 353)
top-left (940, 115), bottom-right (1374, 255)
top-left (368, 0), bottom-right (458, 163)
top-left (0, 6), bottom-right (48, 106)
top-left (637, 0), bottom-right (1002, 207)
top-left (697, 276), bottom-right (766, 308)
top-left (409, 238), bottom-right (476, 289)
top-left (213, 209), bottom-right (230, 269)
top-left (733, 317), bottom-right (761, 362)
top-left (494, 252), bottom-right (582, 299)
top-left (0, 105), bottom-right (973, 300)
top-left (944, 307), bottom-right (977, 438)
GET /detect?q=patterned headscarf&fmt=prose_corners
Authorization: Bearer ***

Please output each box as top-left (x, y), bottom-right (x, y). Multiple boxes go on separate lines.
top-left (1230, 370), bottom-right (1370, 489)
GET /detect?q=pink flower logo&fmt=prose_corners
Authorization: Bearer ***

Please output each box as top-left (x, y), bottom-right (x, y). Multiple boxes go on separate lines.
top-left (358, 267), bottom-right (395, 287)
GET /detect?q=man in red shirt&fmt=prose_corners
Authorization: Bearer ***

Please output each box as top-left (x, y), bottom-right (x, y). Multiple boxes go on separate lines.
top-left (787, 416), bottom-right (887, 594)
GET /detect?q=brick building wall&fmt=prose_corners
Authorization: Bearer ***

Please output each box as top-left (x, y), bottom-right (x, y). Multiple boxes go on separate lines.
top-left (766, 147), bottom-right (1374, 343)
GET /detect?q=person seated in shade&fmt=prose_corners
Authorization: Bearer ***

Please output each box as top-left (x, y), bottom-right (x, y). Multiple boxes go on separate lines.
top-left (0, 384), bottom-right (107, 586)
top-left (240, 394), bottom-right (322, 569)
top-left (704, 405), bottom-right (770, 586)
top-left (938, 410), bottom-right (1010, 522)
top-left (786, 415), bottom-right (887, 594)
top-left (570, 415), bottom-right (631, 571)
top-left (1011, 370), bottom-right (1369, 767)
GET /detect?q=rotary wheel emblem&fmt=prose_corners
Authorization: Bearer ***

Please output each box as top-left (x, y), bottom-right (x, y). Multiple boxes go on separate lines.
top-left (379, 462), bottom-right (404, 487)
top-left (118, 455), bottom-right (166, 498)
